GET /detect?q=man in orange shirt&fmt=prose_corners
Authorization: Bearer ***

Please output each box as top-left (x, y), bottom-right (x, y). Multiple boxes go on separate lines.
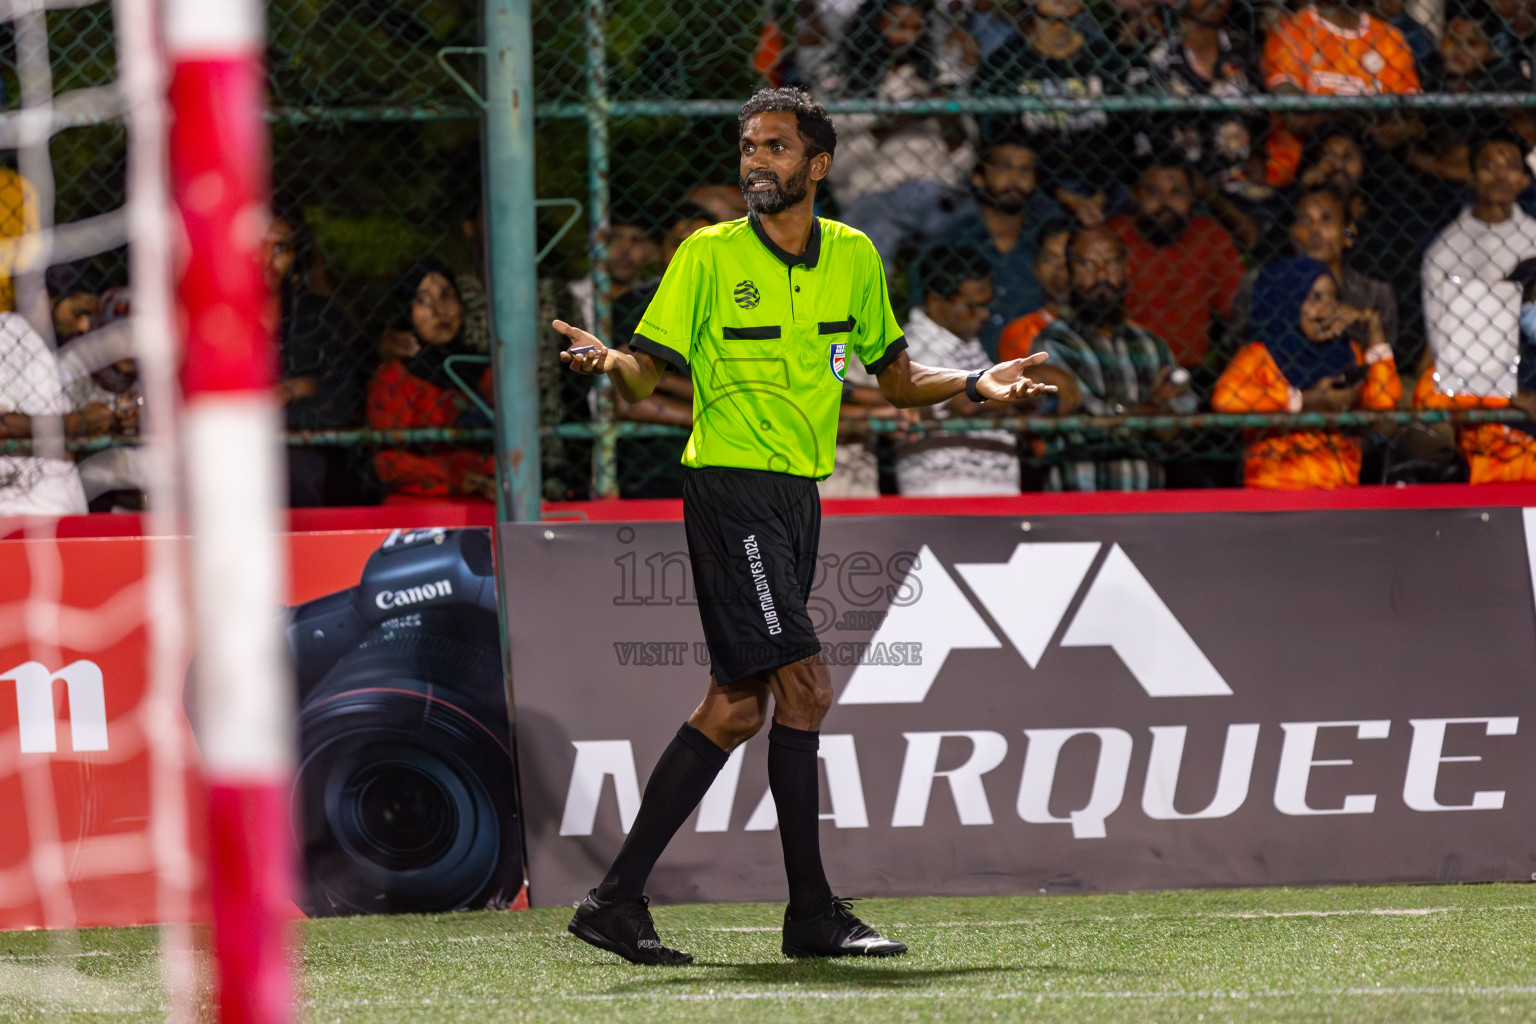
top-left (1108, 161), bottom-right (1244, 369)
top-left (1264, 0), bottom-right (1421, 95)
top-left (998, 217), bottom-right (1073, 362)
top-left (1260, 0), bottom-right (1421, 186)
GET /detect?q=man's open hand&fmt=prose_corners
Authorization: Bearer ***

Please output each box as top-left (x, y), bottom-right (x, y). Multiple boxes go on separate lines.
top-left (554, 320), bottom-right (618, 374)
top-left (1301, 373), bottom-right (1364, 412)
top-left (978, 351), bottom-right (1057, 403)
top-left (77, 401), bottom-right (113, 437)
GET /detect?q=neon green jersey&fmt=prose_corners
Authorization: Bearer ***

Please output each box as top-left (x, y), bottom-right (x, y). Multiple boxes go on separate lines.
top-left (632, 214), bottom-right (906, 479)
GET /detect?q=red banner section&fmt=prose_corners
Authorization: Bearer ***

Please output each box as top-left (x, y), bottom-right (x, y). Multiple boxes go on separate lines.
top-left (0, 535), bottom-right (197, 930)
top-left (0, 530), bottom-right (389, 930)
top-left (544, 482), bottom-right (1536, 522)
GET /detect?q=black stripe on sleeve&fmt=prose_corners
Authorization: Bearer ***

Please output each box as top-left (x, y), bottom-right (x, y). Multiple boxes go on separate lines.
top-left (818, 317), bottom-right (856, 334)
top-left (721, 325), bottom-right (782, 340)
top-left (863, 335), bottom-right (908, 377)
top-left (631, 333), bottom-right (689, 372)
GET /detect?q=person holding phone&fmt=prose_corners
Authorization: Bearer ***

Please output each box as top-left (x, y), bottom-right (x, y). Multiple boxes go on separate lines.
top-left (1213, 255), bottom-right (1401, 489)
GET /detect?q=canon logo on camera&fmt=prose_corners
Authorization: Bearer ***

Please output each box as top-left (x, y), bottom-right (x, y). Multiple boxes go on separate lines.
top-left (373, 577), bottom-right (455, 610)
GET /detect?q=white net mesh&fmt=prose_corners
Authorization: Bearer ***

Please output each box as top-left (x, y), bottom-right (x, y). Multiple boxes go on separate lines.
top-left (0, 0), bottom-right (197, 1018)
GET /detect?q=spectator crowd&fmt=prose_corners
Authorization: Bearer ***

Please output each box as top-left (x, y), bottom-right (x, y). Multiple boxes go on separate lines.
top-left (0, 197), bottom-right (501, 515)
top-left (7, 0), bottom-right (1536, 513)
top-left (620, 0), bottom-right (1536, 496)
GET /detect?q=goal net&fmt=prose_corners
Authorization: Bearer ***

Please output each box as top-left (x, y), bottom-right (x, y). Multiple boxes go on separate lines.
top-left (0, 0), bottom-right (292, 1020)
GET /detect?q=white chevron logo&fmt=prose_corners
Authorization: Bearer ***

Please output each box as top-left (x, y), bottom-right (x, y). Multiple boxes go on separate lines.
top-left (838, 543), bottom-right (1231, 705)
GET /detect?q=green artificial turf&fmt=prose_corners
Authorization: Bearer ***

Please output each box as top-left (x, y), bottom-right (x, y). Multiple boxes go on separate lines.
top-left (2, 883), bottom-right (1535, 1022)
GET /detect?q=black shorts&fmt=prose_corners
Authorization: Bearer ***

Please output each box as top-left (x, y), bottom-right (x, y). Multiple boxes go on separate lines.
top-left (683, 466), bottom-right (823, 686)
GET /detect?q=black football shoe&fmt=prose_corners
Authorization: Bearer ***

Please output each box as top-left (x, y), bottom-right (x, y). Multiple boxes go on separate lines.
top-left (568, 889), bottom-right (694, 966)
top-left (781, 897), bottom-right (907, 959)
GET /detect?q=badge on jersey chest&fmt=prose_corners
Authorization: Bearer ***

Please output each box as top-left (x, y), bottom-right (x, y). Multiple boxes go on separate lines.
top-left (829, 341), bottom-right (847, 382)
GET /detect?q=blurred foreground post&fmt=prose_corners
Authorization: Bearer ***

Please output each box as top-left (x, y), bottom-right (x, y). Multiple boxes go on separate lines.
top-left (167, 0), bottom-right (294, 1021)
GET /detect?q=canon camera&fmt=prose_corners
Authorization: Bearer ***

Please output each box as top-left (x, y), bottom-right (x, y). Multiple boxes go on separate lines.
top-left (286, 527), bottom-right (522, 916)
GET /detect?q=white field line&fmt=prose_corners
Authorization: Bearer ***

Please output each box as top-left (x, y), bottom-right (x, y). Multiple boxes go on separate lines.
top-left (667, 903), bottom-right (1536, 932)
top-left (562, 985), bottom-right (1536, 1003)
top-left (311, 985), bottom-right (1536, 1009)
top-left (286, 903), bottom-right (1536, 947)
top-left (22, 983), bottom-right (1536, 1013)
top-left (5, 903), bottom-right (1534, 962)
top-left (0, 949), bottom-right (120, 961)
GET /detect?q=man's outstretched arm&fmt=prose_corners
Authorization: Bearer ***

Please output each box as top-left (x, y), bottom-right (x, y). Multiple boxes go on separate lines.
top-left (874, 350), bottom-right (1056, 410)
top-left (553, 319), bottom-right (665, 403)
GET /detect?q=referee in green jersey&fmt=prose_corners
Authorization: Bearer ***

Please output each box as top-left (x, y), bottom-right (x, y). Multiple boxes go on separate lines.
top-left (555, 87), bottom-right (1053, 966)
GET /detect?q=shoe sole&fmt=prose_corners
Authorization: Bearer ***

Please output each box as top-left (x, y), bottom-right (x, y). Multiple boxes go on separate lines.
top-left (569, 917), bottom-right (694, 966)
top-left (782, 943), bottom-right (907, 959)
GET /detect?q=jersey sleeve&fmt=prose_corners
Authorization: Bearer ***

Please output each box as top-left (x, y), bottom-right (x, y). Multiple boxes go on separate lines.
top-left (1262, 18), bottom-right (1308, 91)
top-left (853, 237), bottom-right (907, 375)
top-left (1377, 27), bottom-right (1421, 93)
top-left (1213, 342), bottom-right (1293, 413)
top-left (998, 312), bottom-right (1046, 362)
top-left (1359, 345), bottom-right (1402, 411)
top-left (632, 236), bottom-right (712, 372)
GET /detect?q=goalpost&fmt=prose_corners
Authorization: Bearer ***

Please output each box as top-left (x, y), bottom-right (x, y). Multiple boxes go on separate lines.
top-left (0, 0), bottom-right (293, 1019)
top-left (167, 0), bottom-right (295, 1021)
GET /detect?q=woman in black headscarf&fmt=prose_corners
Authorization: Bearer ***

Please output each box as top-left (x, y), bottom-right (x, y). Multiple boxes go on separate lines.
top-left (1213, 255), bottom-right (1402, 488)
top-left (366, 257), bottom-right (495, 501)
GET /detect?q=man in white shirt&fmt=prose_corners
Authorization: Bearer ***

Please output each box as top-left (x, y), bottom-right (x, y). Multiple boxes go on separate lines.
top-left (896, 242), bottom-right (1021, 495)
top-left (1422, 131), bottom-right (1536, 397)
top-left (0, 312), bottom-right (87, 516)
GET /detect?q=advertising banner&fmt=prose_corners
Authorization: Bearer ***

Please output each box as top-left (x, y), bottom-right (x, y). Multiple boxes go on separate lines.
top-left (0, 534), bottom-right (204, 930)
top-left (0, 527), bottom-right (520, 930)
top-left (504, 508), bottom-right (1536, 908)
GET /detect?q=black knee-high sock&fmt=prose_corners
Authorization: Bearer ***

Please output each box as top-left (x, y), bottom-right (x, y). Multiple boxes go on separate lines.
top-left (768, 720), bottom-right (833, 919)
top-left (596, 723), bottom-right (728, 901)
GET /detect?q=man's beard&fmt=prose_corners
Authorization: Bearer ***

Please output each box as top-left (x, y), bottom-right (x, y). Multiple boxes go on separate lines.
top-left (741, 162), bottom-right (811, 215)
top-left (1070, 282), bottom-right (1126, 327)
top-left (91, 364), bottom-right (138, 394)
top-left (1137, 209), bottom-right (1188, 247)
top-left (1326, 172), bottom-right (1358, 199)
top-left (979, 185), bottom-right (1028, 215)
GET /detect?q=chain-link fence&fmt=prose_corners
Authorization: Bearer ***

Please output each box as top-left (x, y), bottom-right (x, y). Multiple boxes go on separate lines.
top-left (5, 0), bottom-right (1536, 512)
top-left (2, 0), bottom-right (502, 513)
top-left (538, 0), bottom-right (1536, 497)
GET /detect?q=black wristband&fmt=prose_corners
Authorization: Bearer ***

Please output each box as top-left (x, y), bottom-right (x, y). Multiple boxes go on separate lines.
top-left (965, 367), bottom-right (985, 404)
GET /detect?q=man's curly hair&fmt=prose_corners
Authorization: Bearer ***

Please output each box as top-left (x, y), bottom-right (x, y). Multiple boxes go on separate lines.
top-left (738, 87), bottom-right (837, 161)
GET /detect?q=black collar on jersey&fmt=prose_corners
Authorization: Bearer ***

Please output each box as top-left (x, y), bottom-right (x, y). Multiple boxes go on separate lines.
top-left (749, 211), bottom-right (821, 269)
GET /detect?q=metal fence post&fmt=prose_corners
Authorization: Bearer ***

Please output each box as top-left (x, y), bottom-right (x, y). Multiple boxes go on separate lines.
top-left (484, 0), bottom-right (540, 521)
top-left (585, 0), bottom-right (619, 498)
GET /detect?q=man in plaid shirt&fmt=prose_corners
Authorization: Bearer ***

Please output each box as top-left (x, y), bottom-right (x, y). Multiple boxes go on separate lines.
top-left (1031, 224), bottom-right (1187, 491)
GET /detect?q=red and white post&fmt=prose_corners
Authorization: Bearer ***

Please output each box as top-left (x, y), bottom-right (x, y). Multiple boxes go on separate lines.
top-left (166, 1), bottom-right (294, 1021)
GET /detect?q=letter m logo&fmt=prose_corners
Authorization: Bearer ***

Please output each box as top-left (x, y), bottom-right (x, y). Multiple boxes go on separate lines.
top-left (0, 661), bottom-right (109, 753)
top-left (840, 543), bottom-right (1231, 705)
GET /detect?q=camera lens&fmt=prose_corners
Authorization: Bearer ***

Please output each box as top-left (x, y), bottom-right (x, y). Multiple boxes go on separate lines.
top-left (345, 760), bottom-right (458, 869)
top-left (294, 617), bottom-right (521, 916)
